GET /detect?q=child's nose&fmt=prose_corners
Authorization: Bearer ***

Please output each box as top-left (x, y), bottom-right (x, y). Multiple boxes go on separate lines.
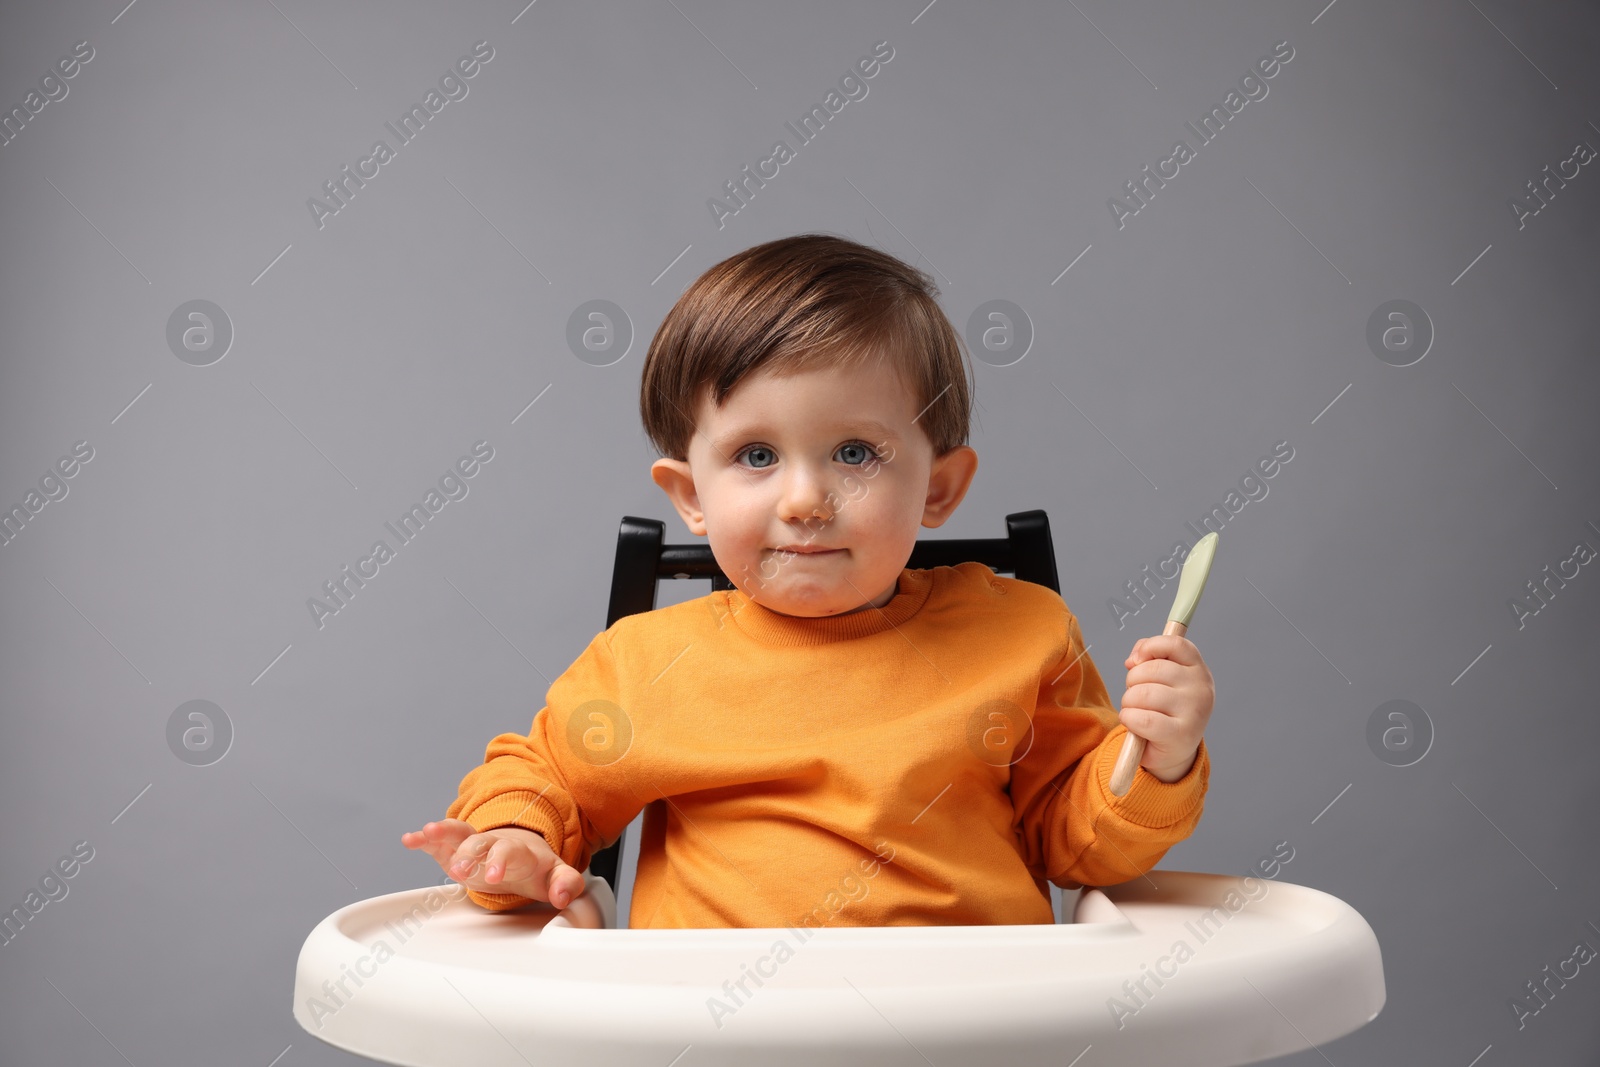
top-left (776, 468), bottom-right (836, 524)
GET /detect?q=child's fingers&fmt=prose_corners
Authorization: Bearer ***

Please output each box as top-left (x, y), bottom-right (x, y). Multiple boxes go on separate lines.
top-left (546, 862), bottom-right (588, 909)
top-left (1125, 658), bottom-right (1185, 690)
top-left (401, 820), bottom-right (458, 846)
top-left (522, 841), bottom-right (588, 908)
top-left (1118, 704), bottom-right (1183, 747)
top-left (504, 832), bottom-right (586, 908)
top-left (1126, 636), bottom-right (1159, 664)
top-left (474, 837), bottom-right (523, 885)
top-left (429, 818), bottom-right (477, 840)
top-left (447, 833), bottom-right (503, 881)
top-left (1125, 635), bottom-right (1199, 667)
top-left (402, 820), bottom-right (474, 867)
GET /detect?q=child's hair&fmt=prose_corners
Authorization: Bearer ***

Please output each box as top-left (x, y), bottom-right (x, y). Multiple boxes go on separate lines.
top-left (639, 233), bottom-right (975, 462)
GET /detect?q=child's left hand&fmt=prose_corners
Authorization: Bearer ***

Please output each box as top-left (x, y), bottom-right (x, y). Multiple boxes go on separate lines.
top-left (1120, 635), bottom-right (1214, 783)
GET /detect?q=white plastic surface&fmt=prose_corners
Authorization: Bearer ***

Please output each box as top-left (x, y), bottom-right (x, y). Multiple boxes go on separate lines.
top-left (293, 871), bottom-right (1384, 1067)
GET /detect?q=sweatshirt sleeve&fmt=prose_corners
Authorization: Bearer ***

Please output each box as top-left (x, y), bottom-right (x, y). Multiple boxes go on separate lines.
top-left (1009, 608), bottom-right (1210, 890)
top-left (445, 628), bottom-right (644, 911)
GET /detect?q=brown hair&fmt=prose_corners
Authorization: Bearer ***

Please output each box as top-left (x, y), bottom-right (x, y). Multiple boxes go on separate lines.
top-left (639, 232), bottom-right (975, 462)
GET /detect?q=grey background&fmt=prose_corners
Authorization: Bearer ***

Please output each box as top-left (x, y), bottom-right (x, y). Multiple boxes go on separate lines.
top-left (2, 0), bottom-right (1597, 1064)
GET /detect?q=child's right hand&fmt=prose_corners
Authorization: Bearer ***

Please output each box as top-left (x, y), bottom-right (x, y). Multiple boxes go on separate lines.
top-left (400, 819), bottom-right (589, 909)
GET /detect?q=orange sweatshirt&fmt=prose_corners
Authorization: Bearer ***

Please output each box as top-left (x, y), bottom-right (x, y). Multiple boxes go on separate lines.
top-left (447, 561), bottom-right (1209, 928)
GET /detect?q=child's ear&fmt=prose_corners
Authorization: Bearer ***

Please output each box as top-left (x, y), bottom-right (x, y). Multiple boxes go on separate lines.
top-left (921, 445), bottom-right (978, 529)
top-left (650, 458), bottom-right (708, 536)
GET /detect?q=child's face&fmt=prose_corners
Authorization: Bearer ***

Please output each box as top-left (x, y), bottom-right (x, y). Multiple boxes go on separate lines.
top-left (651, 358), bottom-right (977, 618)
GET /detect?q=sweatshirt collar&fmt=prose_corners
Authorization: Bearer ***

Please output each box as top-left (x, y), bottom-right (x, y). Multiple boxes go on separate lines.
top-left (723, 567), bottom-right (934, 647)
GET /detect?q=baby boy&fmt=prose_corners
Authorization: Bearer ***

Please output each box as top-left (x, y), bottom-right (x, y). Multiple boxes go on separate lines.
top-left (403, 233), bottom-right (1214, 928)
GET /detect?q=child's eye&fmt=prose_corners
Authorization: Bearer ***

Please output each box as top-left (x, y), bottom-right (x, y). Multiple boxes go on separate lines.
top-left (737, 445), bottom-right (777, 469)
top-left (732, 441), bottom-right (882, 469)
top-left (836, 441), bottom-right (880, 466)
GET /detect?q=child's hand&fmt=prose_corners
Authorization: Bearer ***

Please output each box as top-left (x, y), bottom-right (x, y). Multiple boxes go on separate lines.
top-left (1120, 635), bottom-right (1214, 783)
top-left (401, 819), bottom-right (589, 909)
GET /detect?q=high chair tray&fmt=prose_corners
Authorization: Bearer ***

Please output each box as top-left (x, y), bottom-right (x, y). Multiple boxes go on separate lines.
top-left (292, 870), bottom-right (1384, 1067)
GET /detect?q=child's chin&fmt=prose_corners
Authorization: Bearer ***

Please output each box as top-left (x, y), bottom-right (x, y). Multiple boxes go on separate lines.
top-left (759, 591), bottom-right (871, 619)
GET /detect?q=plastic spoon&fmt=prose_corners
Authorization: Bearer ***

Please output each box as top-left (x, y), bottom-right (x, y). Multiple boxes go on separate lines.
top-left (1108, 531), bottom-right (1218, 797)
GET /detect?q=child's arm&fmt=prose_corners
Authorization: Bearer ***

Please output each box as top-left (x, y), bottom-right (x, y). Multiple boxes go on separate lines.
top-left (434, 629), bottom-right (645, 911)
top-left (1011, 611), bottom-right (1213, 889)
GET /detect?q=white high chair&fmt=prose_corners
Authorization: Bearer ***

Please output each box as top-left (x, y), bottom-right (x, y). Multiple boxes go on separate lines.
top-left (292, 513), bottom-right (1385, 1065)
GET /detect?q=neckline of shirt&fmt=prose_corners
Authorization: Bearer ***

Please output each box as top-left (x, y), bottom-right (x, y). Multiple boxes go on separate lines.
top-left (722, 566), bottom-right (935, 646)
